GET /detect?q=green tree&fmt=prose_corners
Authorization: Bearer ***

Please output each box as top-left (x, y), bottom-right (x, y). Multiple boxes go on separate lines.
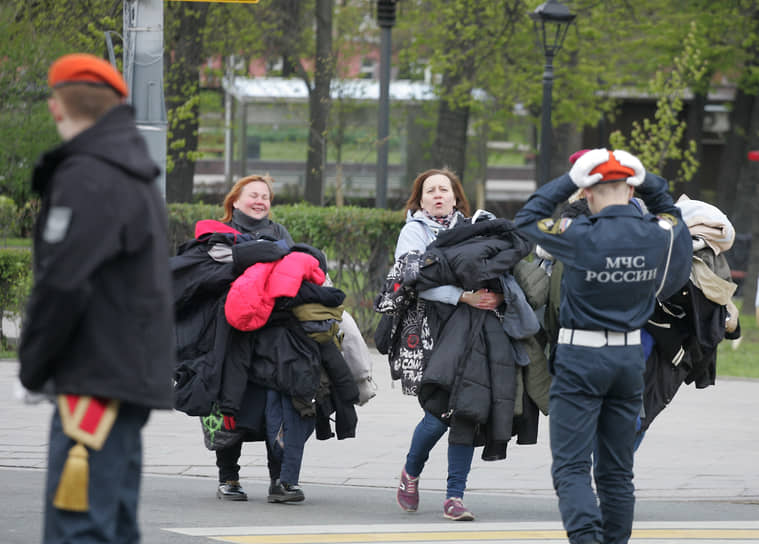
top-left (253, 0), bottom-right (335, 205)
top-left (164, 1), bottom-right (274, 202)
top-left (305, 0), bottom-right (335, 205)
top-left (712, 2), bottom-right (759, 314)
top-left (609, 23), bottom-right (707, 187)
top-left (0, 0), bottom-right (119, 206)
top-left (397, 1), bottom-right (534, 182)
top-left (328, 1), bottom-right (375, 206)
top-left (164, 1), bottom-right (210, 203)
top-left (0, 196), bottom-right (17, 243)
top-left (163, 0), bottom-right (360, 205)
top-left (253, 0), bottom-right (381, 205)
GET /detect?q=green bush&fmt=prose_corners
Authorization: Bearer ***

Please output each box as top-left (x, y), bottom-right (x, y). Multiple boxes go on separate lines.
top-left (2, 204), bottom-right (406, 347)
top-left (16, 199), bottom-right (40, 238)
top-left (0, 195), bottom-right (18, 242)
top-left (167, 203), bottom-right (405, 338)
top-left (167, 202), bottom-right (222, 254)
top-left (0, 248), bottom-right (32, 349)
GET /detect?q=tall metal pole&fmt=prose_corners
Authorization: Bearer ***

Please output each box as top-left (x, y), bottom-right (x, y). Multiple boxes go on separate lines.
top-left (239, 102), bottom-right (247, 178)
top-left (123, 0), bottom-right (167, 197)
top-left (376, 0), bottom-right (396, 209)
top-left (224, 55), bottom-right (235, 187)
top-left (376, 25), bottom-right (391, 209)
top-left (529, 0), bottom-right (575, 187)
top-left (538, 51), bottom-right (554, 186)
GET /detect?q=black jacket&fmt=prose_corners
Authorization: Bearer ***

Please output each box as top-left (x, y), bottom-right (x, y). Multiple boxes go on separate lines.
top-left (415, 219), bottom-right (533, 292)
top-left (172, 224), bottom-right (351, 427)
top-left (641, 278), bottom-right (735, 431)
top-left (171, 229), bottom-right (289, 415)
top-left (315, 341), bottom-right (359, 440)
top-left (414, 218), bottom-right (533, 458)
top-left (419, 301), bottom-right (518, 459)
top-left (19, 105), bottom-right (175, 409)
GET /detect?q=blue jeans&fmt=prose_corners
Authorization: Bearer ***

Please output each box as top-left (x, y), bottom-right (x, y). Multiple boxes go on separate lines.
top-left (44, 402), bottom-right (150, 544)
top-left (633, 330), bottom-right (655, 452)
top-left (550, 344), bottom-right (644, 544)
top-left (404, 410), bottom-right (474, 499)
top-left (265, 390), bottom-right (314, 485)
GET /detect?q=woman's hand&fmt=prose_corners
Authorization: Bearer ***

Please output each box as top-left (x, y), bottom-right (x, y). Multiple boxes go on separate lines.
top-left (460, 289), bottom-right (504, 310)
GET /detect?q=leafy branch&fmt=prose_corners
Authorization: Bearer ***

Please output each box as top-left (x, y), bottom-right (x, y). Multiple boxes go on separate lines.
top-left (610, 21), bottom-right (707, 185)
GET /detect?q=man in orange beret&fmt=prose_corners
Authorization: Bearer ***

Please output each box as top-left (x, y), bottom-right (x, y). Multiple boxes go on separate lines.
top-left (514, 149), bottom-right (692, 544)
top-left (18, 53), bottom-right (175, 543)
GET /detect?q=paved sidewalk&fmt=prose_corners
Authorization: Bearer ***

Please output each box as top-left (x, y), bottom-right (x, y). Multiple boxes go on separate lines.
top-left (1, 350), bottom-right (757, 502)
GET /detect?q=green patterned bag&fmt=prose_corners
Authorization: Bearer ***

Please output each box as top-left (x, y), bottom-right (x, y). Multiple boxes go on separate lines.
top-left (199, 404), bottom-right (243, 451)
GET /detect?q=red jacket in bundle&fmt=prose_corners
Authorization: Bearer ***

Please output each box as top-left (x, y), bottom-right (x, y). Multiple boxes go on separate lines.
top-left (225, 252), bottom-right (326, 331)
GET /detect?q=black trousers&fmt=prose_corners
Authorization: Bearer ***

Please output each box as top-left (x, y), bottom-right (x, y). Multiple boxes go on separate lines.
top-left (216, 439), bottom-right (281, 482)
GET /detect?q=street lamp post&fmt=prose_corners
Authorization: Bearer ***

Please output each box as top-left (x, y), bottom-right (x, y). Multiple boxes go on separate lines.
top-left (376, 0), bottom-right (398, 208)
top-left (530, 0), bottom-right (575, 186)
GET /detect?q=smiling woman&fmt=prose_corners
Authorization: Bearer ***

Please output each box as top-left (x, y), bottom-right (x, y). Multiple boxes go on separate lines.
top-left (187, 173), bottom-right (295, 501)
top-left (220, 175), bottom-right (293, 246)
top-left (230, 177), bottom-right (271, 220)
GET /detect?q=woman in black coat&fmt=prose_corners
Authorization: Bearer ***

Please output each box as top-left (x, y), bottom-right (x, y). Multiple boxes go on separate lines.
top-left (214, 175), bottom-right (294, 502)
top-left (173, 175), bottom-right (302, 503)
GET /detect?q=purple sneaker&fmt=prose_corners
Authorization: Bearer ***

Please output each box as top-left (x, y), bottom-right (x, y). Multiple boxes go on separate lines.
top-left (443, 497), bottom-right (474, 521)
top-left (396, 468), bottom-right (419, 512)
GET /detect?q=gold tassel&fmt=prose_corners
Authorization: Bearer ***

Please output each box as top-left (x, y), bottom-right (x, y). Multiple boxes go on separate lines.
top-left (53, 442), bottom-right (89, 512)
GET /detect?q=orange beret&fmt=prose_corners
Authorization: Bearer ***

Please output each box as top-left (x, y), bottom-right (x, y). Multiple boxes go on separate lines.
top-left (590, 150), bottom-right (635, 183)
top-left (48, 53), bottom-right (128, 98)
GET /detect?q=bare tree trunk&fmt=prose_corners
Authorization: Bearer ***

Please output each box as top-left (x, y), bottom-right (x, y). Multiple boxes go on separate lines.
top-left (305, 0), bottom-right (333, 205)
top-left (735, 91), bottom-right (759, 315)
top-left (682, 90), bottom-right (707, 199)
top-left (334, 97), bottom-right (345, 207)
top-left (549, 51), bottom-right (582, 182)
top-left (717, 87), bottom-right (753, 222)
top-left (552, 122), bottom-right (582, 180)
top-left (472, 119), bottom-right (489, 210)
top-left (281, 55), bottom-right (298, 77)
top-left (267, 0), bottom-right (300, 77)
top-left (432, 72), bottom-right (473, 180)
top-left (164, 2), bottom-right (209, 203)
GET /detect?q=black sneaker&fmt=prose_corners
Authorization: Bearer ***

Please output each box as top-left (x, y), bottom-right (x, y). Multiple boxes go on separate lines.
top-left (267, 479), bottom-right (305, 503)
top-left (268, 478), bottom-right (281, 496)
top-left (217, 480), bottom-right (248, 501)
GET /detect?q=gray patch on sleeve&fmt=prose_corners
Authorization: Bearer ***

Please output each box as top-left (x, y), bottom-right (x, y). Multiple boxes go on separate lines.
top-left (43, 206), bottom-right (72, 243)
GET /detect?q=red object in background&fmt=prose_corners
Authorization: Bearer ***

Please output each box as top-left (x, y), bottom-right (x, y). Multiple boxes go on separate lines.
top-left (748, 150), bottom-right (759, 162)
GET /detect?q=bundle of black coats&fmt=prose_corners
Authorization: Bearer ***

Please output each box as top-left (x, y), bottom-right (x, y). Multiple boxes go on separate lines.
top-left (641, 248), bottom-right (740, 432)
top-left (171, 225), bottom-right (359, 442)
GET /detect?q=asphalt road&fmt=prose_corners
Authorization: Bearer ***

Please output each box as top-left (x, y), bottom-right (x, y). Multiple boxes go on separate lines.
top-left (2, 467), bottom-right (759, 543)
top-left (2, 349), bottom-right (758, 543)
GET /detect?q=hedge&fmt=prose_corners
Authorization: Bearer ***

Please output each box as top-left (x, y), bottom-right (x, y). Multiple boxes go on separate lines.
top-left (169, 203), bottom-right (405, 339)
top-left (1, 203), bottom-right (406, 349)
top-left (0, 248), bottom-right (32, 349)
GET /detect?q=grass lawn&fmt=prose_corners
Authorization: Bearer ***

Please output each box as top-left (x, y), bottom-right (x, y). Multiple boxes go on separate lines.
top-left (257, 141), bottom-right (406, 164)
top-left (1, 238), bottom-right (32, 248)
top-left (716, 311), bottom-right (759, 379)
top-left (198, 135), bottom-right (527, 166)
